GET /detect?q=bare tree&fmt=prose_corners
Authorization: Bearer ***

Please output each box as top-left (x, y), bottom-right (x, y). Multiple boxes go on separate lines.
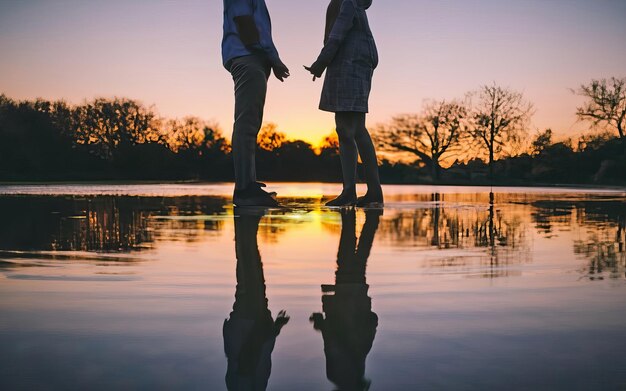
top-left (575, 77), bottom-right (626, 139)
top-left (468, 84), bottom-right (533, 179)
top-left (376, 100), bottom-right (468, 179)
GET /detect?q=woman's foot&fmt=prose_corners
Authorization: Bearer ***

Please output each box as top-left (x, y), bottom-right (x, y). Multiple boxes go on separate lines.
top-left (325, 188), bottom-right (357, 207)
top-left (356, 189), bottom-right (384, 207)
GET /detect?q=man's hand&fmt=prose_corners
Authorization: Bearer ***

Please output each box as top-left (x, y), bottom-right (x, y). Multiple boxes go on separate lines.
top-left (272, 60), bottom-right (290, 82)
top-left (274, 310), bottom-right (290, 334)
top-left (304, 61), bottom-right (325, 81)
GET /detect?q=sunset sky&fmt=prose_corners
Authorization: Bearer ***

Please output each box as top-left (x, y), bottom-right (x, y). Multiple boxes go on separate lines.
top-left (1, 0), bottom-right (625, 145)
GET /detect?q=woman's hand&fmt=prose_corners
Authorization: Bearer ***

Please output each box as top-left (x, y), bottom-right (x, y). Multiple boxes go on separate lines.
top-left (303, 61), bottom-right (325, 81)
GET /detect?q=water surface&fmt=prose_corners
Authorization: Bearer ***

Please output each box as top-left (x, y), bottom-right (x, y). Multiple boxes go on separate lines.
top-left (0, 184), bottom-right (625, 390)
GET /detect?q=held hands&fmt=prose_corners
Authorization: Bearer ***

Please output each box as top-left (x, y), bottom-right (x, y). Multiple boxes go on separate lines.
top-left (270, 58), bottom-right (324, 82)
top-left (270, 58), bottom-right (325, 82)
top-left (304, 61), bottom-right (325, 81)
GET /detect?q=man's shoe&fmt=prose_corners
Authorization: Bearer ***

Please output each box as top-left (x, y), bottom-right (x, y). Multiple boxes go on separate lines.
top-left (325, 188), bottom-right (357, 207)
top-left (233, 182), bottom-right (280, 207)
top-left (255, 182), bottom-right (277, 197)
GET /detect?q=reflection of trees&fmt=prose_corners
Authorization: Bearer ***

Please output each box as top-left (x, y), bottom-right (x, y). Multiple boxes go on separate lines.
top-left (530, 201), bottom-right (573, 236)
top-left (377, 193), bottom-right (530, 277)
top-left (378, 194), bottom-right (469, 249)
top-left (476, 193), bottom-right (528, 270)
top-left (0, 196), bottom-right (227, 252)
top-left (378, 193), bottom-right (527, 250)
top-left (150, 197), bottom-right (227, 243)
top-left (573, 201), bottom-right (625, 280)
top-left (55, 198), bottom-right (151, 252)
top-left (377, 192), bottom-right (626, 280)
top-left (311, 209), bottom-right (380, 390)
top-left (0, 195), bottom-right (306, 254)
top-left (377, 193), bottom-right (624, 280)
top-left (531, 197), bottom-right (626, 280)
top-left (575, 230), bottom-right (625, 280)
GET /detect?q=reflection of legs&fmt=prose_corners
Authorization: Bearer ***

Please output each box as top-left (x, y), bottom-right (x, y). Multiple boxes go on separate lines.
top-left (233, 213), bottom-right (268, 317)
top-left (355, 210), bottom-right (381, 264)
top-left (337, 209), bottom-right (381, 284)
top-left (336, 208), bottom-right (372, 285)
top-left (336, 209), bottom-right (358, 283)
top-left (231, 55), bottom-right (270, 190)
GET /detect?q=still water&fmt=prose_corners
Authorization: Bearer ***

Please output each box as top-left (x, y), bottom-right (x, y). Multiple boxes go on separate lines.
top-left (0, 183), bottom-right (625, 390)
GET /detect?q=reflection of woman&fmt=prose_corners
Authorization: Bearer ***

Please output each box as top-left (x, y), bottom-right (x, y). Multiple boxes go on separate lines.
top-left (223, 210), bottom-right (289, 390)
top-left (310, 209), bottom-right (381, 390)
top-left (306, 0), bottom-right (383, 207)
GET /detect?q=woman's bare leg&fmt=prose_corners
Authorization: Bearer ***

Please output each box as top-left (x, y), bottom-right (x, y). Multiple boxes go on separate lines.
top-left (326, 112), bottom-right (359, 206)
top-left (354, 114), bottom-right (383, 201)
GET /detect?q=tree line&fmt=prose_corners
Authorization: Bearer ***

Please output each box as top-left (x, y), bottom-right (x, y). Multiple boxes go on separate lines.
top-left (375, 78), bottom-right (625, 184)
top-left (0, 77), bottom-right (624, 185)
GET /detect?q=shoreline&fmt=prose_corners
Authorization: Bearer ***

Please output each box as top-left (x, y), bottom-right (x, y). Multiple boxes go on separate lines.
top-left (0, 181), bottom-right (624, 198)
top-left (0, 179), bottom-right (624, 191)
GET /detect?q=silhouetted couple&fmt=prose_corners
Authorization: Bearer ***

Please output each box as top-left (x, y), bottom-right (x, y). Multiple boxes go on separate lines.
top-left (222, 0), bottom-right (383, 207)
top-left (224, 208), bottom-right (380, 390)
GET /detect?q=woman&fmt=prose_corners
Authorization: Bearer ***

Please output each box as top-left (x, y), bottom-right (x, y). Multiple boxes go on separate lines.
top-left (305, 0), bottom-right (383, 207)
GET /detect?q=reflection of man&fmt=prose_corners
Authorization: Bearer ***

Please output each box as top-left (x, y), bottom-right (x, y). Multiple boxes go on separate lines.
top-left (222, 0), bottom-right (290, 206)
top-left (310, 209), bottom-right (381, 390)
top-left (223, 209), bottom-right (290, 390)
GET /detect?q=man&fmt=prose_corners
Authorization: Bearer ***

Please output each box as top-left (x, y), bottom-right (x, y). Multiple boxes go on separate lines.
top-left (222, 0), bottom-right (290, 206)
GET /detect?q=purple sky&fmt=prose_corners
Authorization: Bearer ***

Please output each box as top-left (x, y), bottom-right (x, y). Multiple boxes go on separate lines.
top-left (1, 0), bottom-right (625, 144)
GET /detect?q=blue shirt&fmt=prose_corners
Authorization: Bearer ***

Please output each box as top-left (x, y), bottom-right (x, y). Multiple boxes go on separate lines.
top-left (222, 0), bottom-right (280, 69)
